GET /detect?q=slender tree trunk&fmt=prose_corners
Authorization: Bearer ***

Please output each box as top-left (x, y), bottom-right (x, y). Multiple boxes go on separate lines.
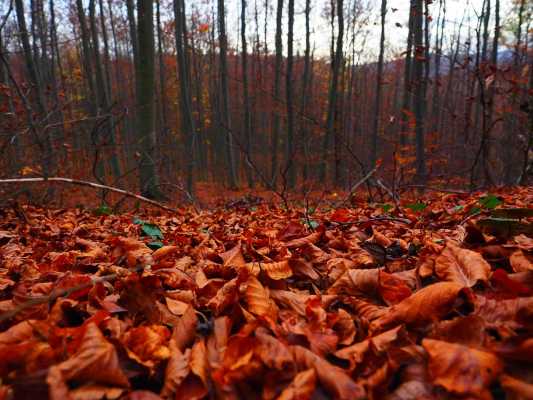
top-left (136, 0), bottom-right (161, 198)
top-left (285, 0), bottom-right (296, 188)
top-left (126, 0), bottom-right (138, 68)
top-left (98, 0), bottom-right (112, 100)
top-left (76, 0), bottom-right (97, 114)
top-left (400, 0), bottom-right (415, 148)
top-left (173, 0), bottom-right (196, 194)
top-left (299, 0), bottom-right (311, 181)
top-left (241, 0), bottom-right (254, 187)
top-left (371, 0), bottom-right (387, 168)
top-left (156, 0), bottom-right (167, 134)
top-left (489, 0), bottom-right (500, 183)
top-left (320, 0), bottom-right (343, 184)
top-left (15, 0), bottom-right (54, 177)
top-left (413, 0), bottom-right (426, 182)
top-left (432, 0), bottom-right (445, 134)
top-left (271, 0), bottom-right (283, 186)
top-left (217, 0), bottom-right (238, 188)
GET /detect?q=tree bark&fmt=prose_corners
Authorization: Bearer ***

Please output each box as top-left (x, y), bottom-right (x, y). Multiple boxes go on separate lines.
top-left (173, 0), bottom-right (196, 194)
top-left (136, 0), bottom-right (161, 198)
top-left (371, 0), bottom-right (387, 168)
top-left (217, 0), bottom-right (238, 188)
top-left (241, 0), bottom-right (254, 187)
top-left (285, 0), bottom-right (296, 188)
top-left (271, 0), bottom-right (283, 186)
top-left (413, 0), bottom-right (426, 182)
top-left (320, 0), bottom-right (343, 184)
top-left (299, 0), bottom-right (311, 181)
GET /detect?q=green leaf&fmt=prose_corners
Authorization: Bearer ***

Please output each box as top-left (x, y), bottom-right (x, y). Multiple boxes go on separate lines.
top-left (302, 218), bottom-right (319, 229)
top-left (479, 194), bottom-right (502, 209)
top-left (452, 205), bottom-right (464, 213)
top-left (380, 203), bottom-right (393, 213)
top-left (405, 202), bottom-right (427, 212)
top-left (469, 206), bottom-right (482, 216)
top-left (93, 205), bottom-right (112, 216)
top-left (141, 223), bottom-right (163, 239)
top-left (147, 241), bottom-right (164, 250)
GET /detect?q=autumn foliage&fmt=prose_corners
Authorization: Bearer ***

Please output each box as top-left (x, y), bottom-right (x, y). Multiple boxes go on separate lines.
top-left (0, 188), bottom-right (532, 399)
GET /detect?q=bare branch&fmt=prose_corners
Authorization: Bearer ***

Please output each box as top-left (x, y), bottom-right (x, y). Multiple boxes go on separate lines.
top-left (0, 177), bottom-right (177, 212)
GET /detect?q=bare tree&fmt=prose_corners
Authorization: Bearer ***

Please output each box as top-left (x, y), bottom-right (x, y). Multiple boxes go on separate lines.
top-left (320, 0), bottom-right (344, 184)
top-left (412, 0), bottom-right (426, 182)
top-left (136, 0), bottom-right (161, 198)
top-left (285, 0), bottom-right (296, 188)
top-left (271, 0), bottom-right (283, 186)
top-left (241, 0), bottom-right (254, 187)
top-left (173, 0), bottom-right (196, 194)
top-left (217, 0), bottom-right (238, 188)
top-left (370, 0), bottom-right (387, 168)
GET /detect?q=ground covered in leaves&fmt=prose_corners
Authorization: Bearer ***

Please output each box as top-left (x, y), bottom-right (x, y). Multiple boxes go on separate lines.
top-left (1, 188), bottom-right (532, 400)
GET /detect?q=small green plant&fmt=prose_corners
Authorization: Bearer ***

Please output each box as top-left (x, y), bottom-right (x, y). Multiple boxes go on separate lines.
top-left (133, 218), bottom-right (164, 239)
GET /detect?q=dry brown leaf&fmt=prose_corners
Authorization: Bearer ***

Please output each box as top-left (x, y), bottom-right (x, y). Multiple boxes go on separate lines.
top-left (500, 374), bottom-right (533, 399)
top-left (422, 338), bottom-right (502, 398)
top-left (244, 275), bottom-right (277, 319)
top-left (435, 242), bottom-right (491, 287)
top-left (260, 260), bottom-right (293, 280)
top-left (276, 369), bottom-right (316, 400)
top-left (291, 345), bottom-right (365, 400)
top-left (46, 323), bottom-right (129, 397)
top-left (510, 250), bottom-right (533, 272)
top-left (328, 268), bottom-right (380, 296)
top-left (122, 325), bottom-right (170, 368)
top-left (371, 282), bottom-right (469, 332)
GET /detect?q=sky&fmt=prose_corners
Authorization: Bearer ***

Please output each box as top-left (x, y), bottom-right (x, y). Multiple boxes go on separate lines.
top-left (221, 0), bottom-right (514, 61)
top-left (0, 0), bottom-right (516, 63)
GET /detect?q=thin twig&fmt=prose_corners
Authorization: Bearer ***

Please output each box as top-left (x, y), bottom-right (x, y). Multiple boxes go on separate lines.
top-left (399, 184), bottom-right (470, 194)
top-left (342, 166), bottom-right (379, 205)
top-left (332, 216), bottom-right (413, 227)
top-left (0, 177), bottom-right (177, 212)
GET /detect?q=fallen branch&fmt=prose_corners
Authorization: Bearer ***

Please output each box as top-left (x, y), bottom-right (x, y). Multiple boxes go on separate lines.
top-left (333, 216), bottom-right (413, 227)
top-left (399, 184), bottom-right (469, 195)
top-left (0, 264), bottom-right (147, 324)
top-left (343, 166), bottom-right (379, 205)
top-left (0, 177), bottom-right (178, 213)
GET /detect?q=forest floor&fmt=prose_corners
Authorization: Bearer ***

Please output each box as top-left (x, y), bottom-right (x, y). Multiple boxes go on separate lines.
top-left (0, 186), bottom-right (532, 399)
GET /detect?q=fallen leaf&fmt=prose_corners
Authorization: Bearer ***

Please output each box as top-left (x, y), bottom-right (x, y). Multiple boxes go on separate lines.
top-left (422, 338), bottom-right (502, 398)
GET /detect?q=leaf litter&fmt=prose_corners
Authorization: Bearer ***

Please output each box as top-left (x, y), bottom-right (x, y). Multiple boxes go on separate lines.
top-left (0, 188), bottom-right (532, 399)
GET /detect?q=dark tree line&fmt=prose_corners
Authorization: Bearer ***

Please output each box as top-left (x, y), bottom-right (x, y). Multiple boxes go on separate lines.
top-left (0, 0), bottom-right (531, 201)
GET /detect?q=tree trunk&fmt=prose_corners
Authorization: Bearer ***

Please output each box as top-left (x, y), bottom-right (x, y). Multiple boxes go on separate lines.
top-left (271, 0), bottom-right (283, 186)
top-left (371, 0), bottom-right (387, 168)
top-left (400, 0), bottom-right (415, 148)
top-left (136, 0), bottom-right (161, 198)
top-left (320, 0), bottom-right (343, 184)
top-left (299, 0), bottom-right (311, 181)
top-left (241, 0), bottom-right (254, 187)
top-left (285, 0), bottom-right (296, 188)
top-left (14, 0), bottom-right (54, 177)
top-left (173, 0), bottom-right (196, 194)
top-left (413, 0), bottom-right (426, 182)
top-left (76, 0), bottom-right (97, 114)
top-left (217, 0), bottom-right (238, 188)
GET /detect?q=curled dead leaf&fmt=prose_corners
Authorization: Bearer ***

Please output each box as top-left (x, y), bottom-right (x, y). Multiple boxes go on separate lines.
top-left (435, 242), bottom-right (491, 287)
top-left (422, 338), bottom-right (502, 398)
top-left (371, 282), bottom-right (470, 332)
